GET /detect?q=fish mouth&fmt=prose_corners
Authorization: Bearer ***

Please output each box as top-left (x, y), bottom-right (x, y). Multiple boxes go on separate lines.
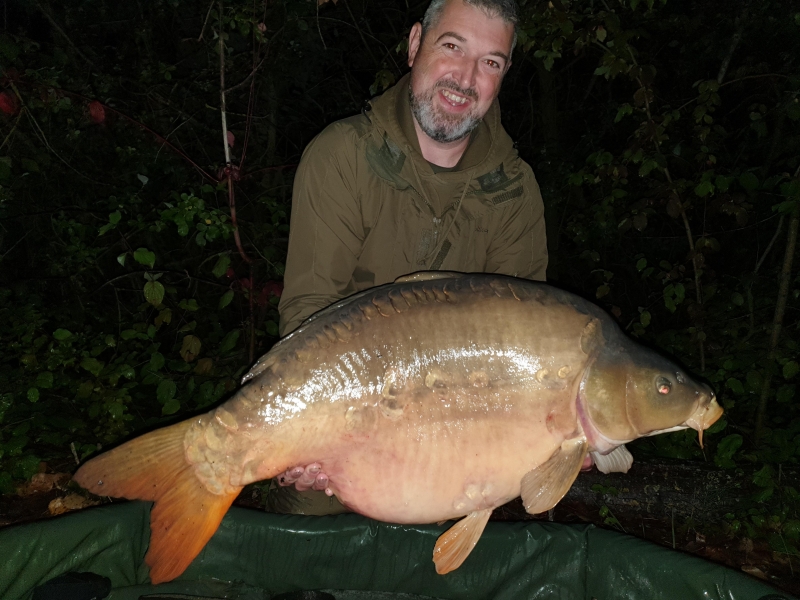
top-left (684, 388), bottom-right (724, 449)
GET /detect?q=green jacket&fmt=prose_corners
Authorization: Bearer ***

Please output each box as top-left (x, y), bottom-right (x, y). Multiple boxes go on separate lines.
top-left (278, 73), bottom-right (548, 335)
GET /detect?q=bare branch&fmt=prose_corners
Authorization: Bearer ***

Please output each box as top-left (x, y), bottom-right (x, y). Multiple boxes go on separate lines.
top-left (34, 1), bottom-right (97, 69)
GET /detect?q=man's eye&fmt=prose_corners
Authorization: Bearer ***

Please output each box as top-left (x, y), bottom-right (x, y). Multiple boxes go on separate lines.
top-left (485, 59), bottom-right (500, 69)
top-left (443, 43), bottom-right (458, 50)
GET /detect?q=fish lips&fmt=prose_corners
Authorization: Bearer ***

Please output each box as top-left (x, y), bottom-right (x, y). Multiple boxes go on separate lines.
top-left (683, 386), bottom-right (723, 448)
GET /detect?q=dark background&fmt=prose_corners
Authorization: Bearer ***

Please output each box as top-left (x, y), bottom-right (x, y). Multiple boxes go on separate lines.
top-left (0, 0), bottom-right (798, 570)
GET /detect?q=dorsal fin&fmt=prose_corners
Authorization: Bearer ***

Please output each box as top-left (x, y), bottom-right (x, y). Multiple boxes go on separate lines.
top-left (394, 271), bottom-right (464, 284)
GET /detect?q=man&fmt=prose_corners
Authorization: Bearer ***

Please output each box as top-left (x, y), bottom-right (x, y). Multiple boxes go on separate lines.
top-left (272, 0), bottom-right (547, 514)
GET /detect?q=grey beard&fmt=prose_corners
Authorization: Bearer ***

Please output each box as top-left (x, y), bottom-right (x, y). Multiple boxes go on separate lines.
top-left (408, 83), bottom-right (481, 144)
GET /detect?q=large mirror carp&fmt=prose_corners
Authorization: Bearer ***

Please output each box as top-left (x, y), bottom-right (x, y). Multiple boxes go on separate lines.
top-left (74, 272), bottom-right (722, 583)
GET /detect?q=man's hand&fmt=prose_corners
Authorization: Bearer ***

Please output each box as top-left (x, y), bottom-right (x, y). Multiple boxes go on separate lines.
top-left (277, 462), bottom-right (334, 495)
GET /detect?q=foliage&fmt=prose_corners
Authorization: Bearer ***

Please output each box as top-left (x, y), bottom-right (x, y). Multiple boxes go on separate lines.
top-left (0, 0), bottom-right (798, 541)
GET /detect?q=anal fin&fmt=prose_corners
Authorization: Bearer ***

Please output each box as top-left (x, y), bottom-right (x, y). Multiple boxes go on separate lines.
top-left (591, 444), bottom-right (633, 474)
top-left (432, 509), bottom-right (492, 574)
top-left (73, 420), bottom-right (241, 584)
top-left (521, 437), bottom-right (588, 515)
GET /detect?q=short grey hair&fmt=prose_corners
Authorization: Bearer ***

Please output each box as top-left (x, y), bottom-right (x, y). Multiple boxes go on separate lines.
top-left (421, 0), bottom-right (519, 53)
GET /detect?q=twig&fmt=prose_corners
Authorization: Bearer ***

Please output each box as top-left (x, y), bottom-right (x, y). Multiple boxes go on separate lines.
top-left (9, 77), bottom-right (217, 183)
top-left (755, 214), bottom-right (785, 274)
top-left (0, 232), bottom-right (28, 261)
top-left (316, 0), bottom-right (328, 50)
top-left (70, 442), bottom-right (80, 466)
top-left (629, 48), bottom-right (706, 369)
top-left (218, 1), bottom-right (255, 365)
top-left (671, 508), bottom-right (676, 549)
top-left (717, 7), bottom-right (747, 84)
top-left (754, 169), bottom-right (800, 444)
top-left (94, 270), bottom-right (228, 293)
top-left (340, 1), bottom-right (377, 64)
top-left (219, 4), bottom-right (232, 168)
top-left (0, 105), bottom-right (24, 152)
top-left (34, 1), bottom-right (96, 68)
top-left (198, 0), bottom-right (216, 41)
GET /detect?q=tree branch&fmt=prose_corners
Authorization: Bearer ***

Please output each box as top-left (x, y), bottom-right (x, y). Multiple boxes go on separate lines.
top-left (716, 7), bottom-right (747, 84)
top-left (34, 0), bottom-right (97, 69)
top-left (755, 167), bottom-right (800, 444)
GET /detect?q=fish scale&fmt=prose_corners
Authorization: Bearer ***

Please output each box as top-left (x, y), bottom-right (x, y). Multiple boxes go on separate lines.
top-left (74, 272), bottom-right (722, 583)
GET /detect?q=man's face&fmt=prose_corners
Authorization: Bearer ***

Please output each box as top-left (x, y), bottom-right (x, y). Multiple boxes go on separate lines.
top-left (408, 0), bottom-right (514, 144)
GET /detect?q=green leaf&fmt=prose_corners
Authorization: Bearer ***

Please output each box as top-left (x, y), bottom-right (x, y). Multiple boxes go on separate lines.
top-left (150, 352), bottom-right (165, 371)
top-left (180, 335), bottom-right (202, 362)
top-left (36, 372), bottom-right (53, 389)
top-left (218, 330), bottom-right (240, 354)
top-left (162, 397), bottom-right (181, 416)
top-left (782, 361), bottom-right (799, 379)
top-left (636, 258), bottom-right (647, 271)
top-left (179, 298), bottom-right (200, 311)
top-left (219, 289), bottom-right (234, 309)
top-left (595, 26), bottom-right (607, 42)
top-left (212, 255), bottom-right (231, 278)
top-left (788, 102), bottom-right (800, 122)
top-left (133, 247), bottom-right (156, 269)
top-left (144, 280), bottom-right (165, 307)
top-left (266, 320), bottom-right (279, 337)
top-left (27, 387), bottom-right (39, 403)
top-left (13, 455), bottom-right (40, 480)
top-left (753, 465), bottom-right (775, 488)
top-left (53, 329), bottom-right (72, 341)
top-left (753, 487), bottom-right (774, 503)
top-left (715, 175), bottom-right (733, 192)
top-left (0, 472), bottom-right (14, 495)
top-left (109, 211), bottom-right (122, 224)
top-left (120, 329), bottom-right (138, 340)
top-left (694, 180), bottom-right (714, 197)
top-left (714, 434), bottom-right (743, 468)
top-left (80, 357), bottom-right (104, 377)
top-left (739, 172), bottom-right (759, 191)
top-left (640, 311), bottom-right (651, 327)
top-left (727, 378), bottom-right (745, 395)
top-left (731, 293), bottom-right (744, 306)
top-left (157, 379), bottom-right (177, 404)
top-left (117, 253), bottom-right (127, 267)
top-left (776, 385), bottom-right (795, 404)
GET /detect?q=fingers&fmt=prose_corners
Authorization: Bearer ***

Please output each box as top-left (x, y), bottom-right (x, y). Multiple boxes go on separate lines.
top-left (278, 466), bottom-right (306, 486)
top-left (277, 463), bottom-right (329, 492)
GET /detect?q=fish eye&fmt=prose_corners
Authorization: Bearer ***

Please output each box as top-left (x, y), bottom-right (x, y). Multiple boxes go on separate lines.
top-left (656, 377), bottom-right (672, 395)
top-left (676, 372), bottom-right (686, 384)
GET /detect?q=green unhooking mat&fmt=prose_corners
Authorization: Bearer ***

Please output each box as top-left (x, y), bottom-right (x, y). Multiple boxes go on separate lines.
top-left (0, 501), bottom-right (794, 600)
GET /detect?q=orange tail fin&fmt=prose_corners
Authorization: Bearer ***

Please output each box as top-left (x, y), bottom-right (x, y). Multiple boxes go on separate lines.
top-left (73, 420), bottom-right (241, 584)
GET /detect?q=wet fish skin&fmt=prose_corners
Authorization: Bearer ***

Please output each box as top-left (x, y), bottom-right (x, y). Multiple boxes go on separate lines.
top-left (73, 273), bottom-right (722, 583)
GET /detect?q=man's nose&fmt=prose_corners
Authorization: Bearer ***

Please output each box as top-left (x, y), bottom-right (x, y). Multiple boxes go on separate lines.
top-left (454, 59), bottom-right (477, 91)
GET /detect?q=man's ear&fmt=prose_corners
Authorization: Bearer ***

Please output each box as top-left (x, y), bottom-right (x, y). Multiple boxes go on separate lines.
top-left (408, 22), bottom-right (423, 67)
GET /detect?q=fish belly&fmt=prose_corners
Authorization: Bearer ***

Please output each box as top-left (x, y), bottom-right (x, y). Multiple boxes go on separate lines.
top-left (302, 388), bottom-right (571, 524)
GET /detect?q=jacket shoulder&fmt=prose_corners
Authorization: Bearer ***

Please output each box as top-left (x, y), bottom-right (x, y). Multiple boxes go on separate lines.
top-left (304, 112), bottom-right (373, 157)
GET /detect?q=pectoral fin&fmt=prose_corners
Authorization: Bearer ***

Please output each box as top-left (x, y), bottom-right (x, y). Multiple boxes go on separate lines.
top-left (432, 508), bottom-right (492, 574)
top-left (591, 444), bottom-right (633, 474)
top-left (521, 437), bottom-right (588, 515)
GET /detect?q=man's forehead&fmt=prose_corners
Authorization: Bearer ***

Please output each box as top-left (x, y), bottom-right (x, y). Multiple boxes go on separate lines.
top-left (428, 0), bottom-right (514, 52)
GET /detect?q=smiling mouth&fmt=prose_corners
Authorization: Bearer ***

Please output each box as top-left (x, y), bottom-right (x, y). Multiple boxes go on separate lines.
top-left (440, 89), bottom-right (469, 106)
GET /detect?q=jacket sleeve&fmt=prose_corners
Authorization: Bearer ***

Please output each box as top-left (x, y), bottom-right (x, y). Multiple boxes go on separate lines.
top-left (484, 166), bottom-right (548, 281)
top-left (278, 124), bottom-right (365, 336)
